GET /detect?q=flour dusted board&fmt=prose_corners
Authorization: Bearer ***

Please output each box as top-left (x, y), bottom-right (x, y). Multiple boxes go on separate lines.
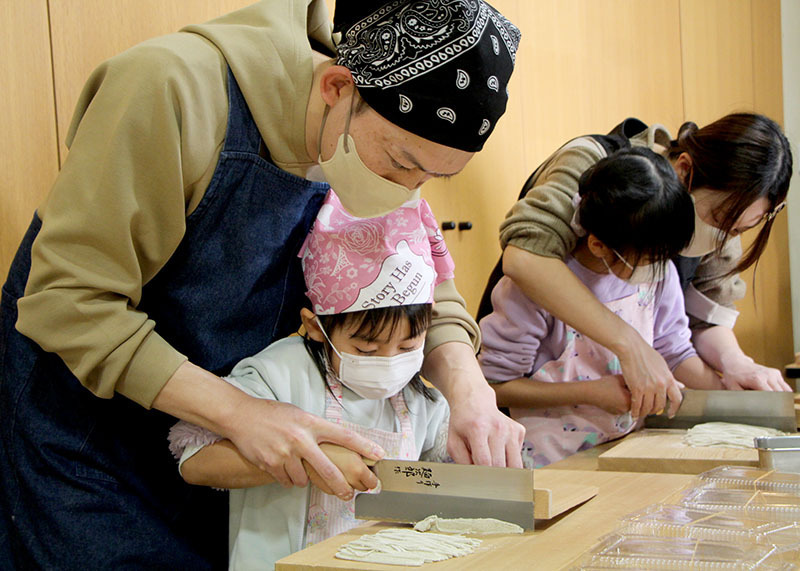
top-left (597, 429), bottom-right (759, 474)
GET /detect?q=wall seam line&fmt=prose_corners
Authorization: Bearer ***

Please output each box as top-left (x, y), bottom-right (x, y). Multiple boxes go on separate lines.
top-left (46, 0), bottom-right (62, 168)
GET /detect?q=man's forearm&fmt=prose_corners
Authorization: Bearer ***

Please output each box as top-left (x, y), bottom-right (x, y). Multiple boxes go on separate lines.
top-left (421, 341), bottom-right (494, 402)
top-left (151, 360), bottom-right (249, 438)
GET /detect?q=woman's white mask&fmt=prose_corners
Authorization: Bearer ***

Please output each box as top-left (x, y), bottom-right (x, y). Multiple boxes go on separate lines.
top-left (681, 195), bottom-right (727, 258)
top-left (316, 318), bottom-right (424, 400)
top-left (317, 94), bottom-right (420, 219)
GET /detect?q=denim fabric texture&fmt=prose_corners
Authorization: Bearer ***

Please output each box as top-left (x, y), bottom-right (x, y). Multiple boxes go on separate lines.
top-left (0, 69), bottom-right (329, 569)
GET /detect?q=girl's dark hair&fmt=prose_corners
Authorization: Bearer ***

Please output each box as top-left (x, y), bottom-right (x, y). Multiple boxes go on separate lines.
top-left (578, 147), bottom-right (694, 276)
top-left (303, 304), bottom-right (437, 401)
top-left (667, 112), bottom-right (793, 272)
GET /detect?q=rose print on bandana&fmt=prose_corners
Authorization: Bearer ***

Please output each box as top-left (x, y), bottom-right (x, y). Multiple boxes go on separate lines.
top-left (300, 191), bottom-right (455, 315)
top-left (342, 221), bottom-right (384, 255)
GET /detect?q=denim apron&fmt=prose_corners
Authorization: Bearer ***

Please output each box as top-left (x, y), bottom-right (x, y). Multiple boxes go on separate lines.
top-left (0, 70), bottom-right (328, 569)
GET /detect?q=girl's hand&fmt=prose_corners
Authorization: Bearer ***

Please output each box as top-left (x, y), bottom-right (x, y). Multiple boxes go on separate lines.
top-left (719, 357), bottom-right (792, 392)
top-left (303, 443), bottom-right (379, 495)
top-left (584, 375), bottom-right (632, 415)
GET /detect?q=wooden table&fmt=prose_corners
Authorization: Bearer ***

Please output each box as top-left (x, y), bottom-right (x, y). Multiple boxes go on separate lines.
top-left (275, 469), bottom-right (696, 571)
top-left (539, 441), bottom-right (617, 471)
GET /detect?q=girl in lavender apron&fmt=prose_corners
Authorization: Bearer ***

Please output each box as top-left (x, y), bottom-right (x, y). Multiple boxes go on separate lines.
top-left (479, 147), bottom-right (726, 468)
top-left (168, 190), bottom-right (452, 570)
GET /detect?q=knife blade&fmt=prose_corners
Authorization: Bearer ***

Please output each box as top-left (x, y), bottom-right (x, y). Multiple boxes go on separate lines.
top-left (644, 389), bottom-right (797, 432)
top-left (354, 459), bottom-right (536, 529)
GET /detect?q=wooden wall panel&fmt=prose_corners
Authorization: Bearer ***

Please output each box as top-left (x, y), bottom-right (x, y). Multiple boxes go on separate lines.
top-left (423, 0), bottom-right (685, 316)
top-left (4, 0), bottom-right (790, 369)
top-left (0, 1), bottom-right (60, 282)
top-left (680, 0), bottom-right (791, 369)
top-left (421, 0), bottom-right (528, 311)
top-left (679, 0), bottom-right (755, 124)
top-left (48, 0), bottom-right (256, 160)
top-left (741, 0), bottom-right (791, 370)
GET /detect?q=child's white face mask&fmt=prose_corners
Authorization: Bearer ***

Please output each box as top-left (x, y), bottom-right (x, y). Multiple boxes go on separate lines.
top-left (316, 318), bottom-right (424, 400)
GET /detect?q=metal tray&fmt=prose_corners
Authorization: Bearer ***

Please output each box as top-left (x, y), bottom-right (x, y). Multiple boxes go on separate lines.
top-left (755, 435), bottom-right (800, 473)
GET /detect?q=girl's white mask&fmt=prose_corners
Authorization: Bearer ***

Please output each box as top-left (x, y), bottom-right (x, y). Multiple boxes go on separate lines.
top-left (317, 94), bottom-right (420, 219)
top-left (682, 195), bottom-right (727, 258)
top-left (316, 318), bottom-right (424, 400)
top-left (602, 249), bottom-right (660, 285)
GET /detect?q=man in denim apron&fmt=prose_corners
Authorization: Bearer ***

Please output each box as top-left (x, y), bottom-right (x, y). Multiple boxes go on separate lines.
top-left (0, 1), bottom-right (523, 568)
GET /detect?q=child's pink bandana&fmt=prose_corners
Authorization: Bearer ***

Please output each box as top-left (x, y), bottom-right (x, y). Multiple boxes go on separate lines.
top-left (300, 191), bottom-right (455, 315)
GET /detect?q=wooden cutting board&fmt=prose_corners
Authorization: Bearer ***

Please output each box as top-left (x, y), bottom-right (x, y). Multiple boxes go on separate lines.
top-left (597, 428), bottom-right (759, 474)
top-left (276, 471), bottom-right (696, 571)
top-left (533, 471), bottom-right (598, 519)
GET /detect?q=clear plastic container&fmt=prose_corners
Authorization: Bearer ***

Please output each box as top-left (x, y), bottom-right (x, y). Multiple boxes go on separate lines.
top-left (575, 533), bottom-right (799, 569)
top-left (617, 504), bottom-right (800, 546)
top-left (677, 487), bottom-right (800, 522)
top-left (698, 466), bottom-right (800, 494)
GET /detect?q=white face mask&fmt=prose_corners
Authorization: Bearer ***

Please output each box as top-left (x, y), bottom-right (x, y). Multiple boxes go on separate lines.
top-left (681, 194), bottom-right (728, 258)
top-left (316, 318), bottom-right (424, 400)
top-left (317, 95), bottom-right (420, 219)
top-left (602, 249), bottom-right (660, 285)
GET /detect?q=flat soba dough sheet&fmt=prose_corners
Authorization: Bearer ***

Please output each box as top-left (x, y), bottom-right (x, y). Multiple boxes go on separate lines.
top-left (413, 515), bottom-right (524, 534)
top-left (683, 422), bottom-right (786, 449)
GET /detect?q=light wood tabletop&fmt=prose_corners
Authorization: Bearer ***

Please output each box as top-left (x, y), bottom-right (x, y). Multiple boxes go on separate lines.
top-left (275, 469), bottom-right (696, 571)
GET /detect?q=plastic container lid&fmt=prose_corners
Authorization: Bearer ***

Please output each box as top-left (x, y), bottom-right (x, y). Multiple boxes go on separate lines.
top-left (698, 466), bottom-right (800, 494)
top-left (677, 487), bottom-right (800, 522)
top-left (576, 533), bottom-right (797, 569)
top-left (617, 504), bottom-right (800, 546)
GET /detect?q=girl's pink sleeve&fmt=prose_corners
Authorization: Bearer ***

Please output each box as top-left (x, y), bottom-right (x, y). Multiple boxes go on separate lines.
top-left (167, 420), bottom-right (224, 460)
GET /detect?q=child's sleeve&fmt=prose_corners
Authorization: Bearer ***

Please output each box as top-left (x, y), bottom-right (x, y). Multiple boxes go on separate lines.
top-left (653, 262), bottom-right (698, 370)
top-left (478, 277), bottom-right (551, 383)
top-left (168, 421), bottom-right (225, 477)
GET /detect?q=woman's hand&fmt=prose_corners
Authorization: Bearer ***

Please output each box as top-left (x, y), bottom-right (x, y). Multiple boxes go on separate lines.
top-left (615, 330), bottom-right (684, 418)
top-left (691, 325), bottom-right (792, 391)
top-left (583, 375), bottom-right (632, 415)
top-left (304, 443), bottom-right (379, 495)
top-left (719, 358), bottom-right (792, 391)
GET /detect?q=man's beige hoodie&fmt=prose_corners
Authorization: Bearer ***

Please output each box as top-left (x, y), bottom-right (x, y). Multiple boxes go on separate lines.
top-left (17, 0), bottom-right (479, 408)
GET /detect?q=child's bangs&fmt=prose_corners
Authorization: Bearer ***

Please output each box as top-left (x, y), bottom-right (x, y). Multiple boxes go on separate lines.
top-left (343, 304), bottom-right (433, 341)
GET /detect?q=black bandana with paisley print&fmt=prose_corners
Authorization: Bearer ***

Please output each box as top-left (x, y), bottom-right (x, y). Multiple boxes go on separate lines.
top-left (333, 0), bottom-right (521, 152)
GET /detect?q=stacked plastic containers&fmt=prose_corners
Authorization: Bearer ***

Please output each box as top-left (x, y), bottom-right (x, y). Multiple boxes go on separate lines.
top-left (574, 466), bottom-right (800, 569)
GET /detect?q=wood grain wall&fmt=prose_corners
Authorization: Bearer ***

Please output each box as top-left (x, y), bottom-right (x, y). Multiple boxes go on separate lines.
top-left (1, 0), bottom-right (792, 370)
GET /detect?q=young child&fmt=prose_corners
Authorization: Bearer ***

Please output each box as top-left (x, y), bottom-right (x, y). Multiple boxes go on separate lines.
top-left (168, 190), bottom-right (452, 570)
top-left (478, 147), bottom-right (724, 468)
